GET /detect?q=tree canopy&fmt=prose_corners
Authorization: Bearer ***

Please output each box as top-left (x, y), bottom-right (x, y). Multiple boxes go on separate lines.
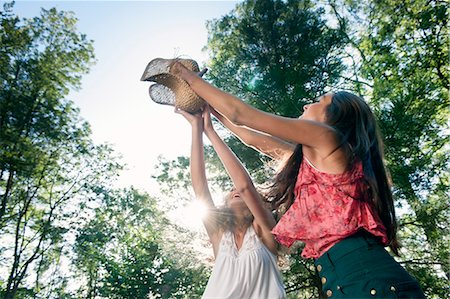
top-left (0, 3), bottom-right (207, 298)
top-left (1, 0), bottom-right (448, 298)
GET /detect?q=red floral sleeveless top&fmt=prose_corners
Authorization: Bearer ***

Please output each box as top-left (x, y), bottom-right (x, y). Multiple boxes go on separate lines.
top-left (272, 157), bottom-right (388, 258)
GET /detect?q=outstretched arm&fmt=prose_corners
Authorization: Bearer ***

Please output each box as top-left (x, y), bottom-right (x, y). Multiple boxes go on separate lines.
top-left (202, 107), bottom-right (278, 254)
top-left (211, 108), bottom-right (295, 161)
top-left (176, 109), bottom-right (218, 244)
top-left (172, 63), bottom-right (340, 159)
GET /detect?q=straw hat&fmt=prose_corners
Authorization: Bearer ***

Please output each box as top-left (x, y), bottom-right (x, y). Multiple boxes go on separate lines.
top-left (140, 58), bottom-right (205, 113)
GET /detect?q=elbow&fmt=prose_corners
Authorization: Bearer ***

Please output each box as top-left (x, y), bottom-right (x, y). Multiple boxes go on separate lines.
top-left (234, 181), bottom-right (253, 196)
top-left (227, 106), bottom-right (244, 126)
top-left (219, 95), bottom-right (251, 126)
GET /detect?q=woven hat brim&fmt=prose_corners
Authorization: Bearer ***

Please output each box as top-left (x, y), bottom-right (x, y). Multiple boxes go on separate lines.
top-left (148, 74), bottom-right (205, 113)
top-left (140, 58), bottom-right (200, 82)
top-left (149, 84), bottom-right (176, 107)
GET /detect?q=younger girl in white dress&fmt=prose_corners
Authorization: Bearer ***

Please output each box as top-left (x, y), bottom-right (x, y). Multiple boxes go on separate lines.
top-left (177, 106), bottom-right (286, 299)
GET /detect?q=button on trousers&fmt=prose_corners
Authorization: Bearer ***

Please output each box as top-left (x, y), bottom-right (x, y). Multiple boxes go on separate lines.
top-left (314, 233), bottom-right (425, 298)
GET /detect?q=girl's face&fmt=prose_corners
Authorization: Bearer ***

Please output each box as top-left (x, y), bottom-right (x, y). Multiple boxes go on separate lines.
top-left (300, 93), bottom-right (333, 123)
top-left (226, 187), bottom-right (246, 209)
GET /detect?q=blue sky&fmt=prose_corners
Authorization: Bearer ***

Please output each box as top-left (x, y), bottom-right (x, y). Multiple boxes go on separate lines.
top-left (10, 1), bottom-right (239, 192)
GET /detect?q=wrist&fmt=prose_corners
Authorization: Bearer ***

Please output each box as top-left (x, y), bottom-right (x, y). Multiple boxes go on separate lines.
top-left (203, 125), bottom-right (213, 134)
top-left (191, 120), bottom-right (203, 130)
top-left (204, 126), bottom-right (217, 138)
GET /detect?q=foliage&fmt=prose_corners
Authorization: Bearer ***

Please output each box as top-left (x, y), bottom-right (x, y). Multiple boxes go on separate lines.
top-left (0, 2), bottom-right (105, 298)
top-left (152, 155), bottom-right (191, 200)
top-left (205, 0), bottom-right (346, 114)
top-left (73, 188), bottom-right (208, 299)
top-left (0, 3), bottom-right (211, 298)
top-left (1, 0), bottom-right (448, 298)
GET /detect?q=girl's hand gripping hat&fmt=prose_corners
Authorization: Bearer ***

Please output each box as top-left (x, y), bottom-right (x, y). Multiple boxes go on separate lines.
top-left (140, 58), bottom-right (205, 113)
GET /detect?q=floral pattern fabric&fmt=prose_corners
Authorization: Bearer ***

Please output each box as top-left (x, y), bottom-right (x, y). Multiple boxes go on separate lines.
top-left (272, 158), bottom-right (388, 258)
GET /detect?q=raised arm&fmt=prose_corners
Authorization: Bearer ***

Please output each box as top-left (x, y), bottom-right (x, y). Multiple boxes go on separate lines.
top-left (211, 108), bottom-right (295, 161)
top-left (176, 109), bottom-right (218, 244)
top-left (202, 107), bottom-right (278, 253)
top-left (172, 62), bottom-right (340, 159)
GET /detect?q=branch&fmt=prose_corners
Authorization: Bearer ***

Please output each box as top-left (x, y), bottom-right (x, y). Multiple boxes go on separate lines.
top-left (327, 0), bottom-right (369, 63)
top-left (340, 76), bottom-right (373, 88)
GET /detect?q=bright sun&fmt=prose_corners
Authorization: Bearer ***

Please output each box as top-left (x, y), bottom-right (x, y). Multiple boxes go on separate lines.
top-left (171, 200), bottom-right (209, 231)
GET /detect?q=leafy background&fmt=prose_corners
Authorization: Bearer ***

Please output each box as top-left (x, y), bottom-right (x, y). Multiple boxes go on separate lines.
top-left (0, 0), bottom-right (448, 298)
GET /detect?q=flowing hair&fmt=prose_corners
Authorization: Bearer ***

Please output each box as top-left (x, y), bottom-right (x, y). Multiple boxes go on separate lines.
top-left (208, 191), bottom-right (254, 233)
top-left (266, 91), bottom-right (400, 255)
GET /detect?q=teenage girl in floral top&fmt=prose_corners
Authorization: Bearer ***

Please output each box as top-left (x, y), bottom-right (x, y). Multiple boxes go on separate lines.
top-left (172, 61), bottom-right (426, 298)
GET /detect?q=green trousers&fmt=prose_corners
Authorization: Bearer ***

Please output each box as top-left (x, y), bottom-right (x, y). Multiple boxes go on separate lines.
top-left (314, 233), bottom-right (425, 298)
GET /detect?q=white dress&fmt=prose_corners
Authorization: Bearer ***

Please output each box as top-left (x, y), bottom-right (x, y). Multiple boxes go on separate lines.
top-left (202, 225), bottom-right (286, 299)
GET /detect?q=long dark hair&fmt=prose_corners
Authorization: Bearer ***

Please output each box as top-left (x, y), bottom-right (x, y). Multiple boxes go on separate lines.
top-left (266, 91), bottom-right (400, 255)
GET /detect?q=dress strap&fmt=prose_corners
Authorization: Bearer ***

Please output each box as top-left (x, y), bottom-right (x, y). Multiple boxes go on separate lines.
top-left (303, 156), bottom-right (321, 172)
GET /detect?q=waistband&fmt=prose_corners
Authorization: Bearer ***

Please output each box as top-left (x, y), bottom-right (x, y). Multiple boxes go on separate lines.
top-left (314, 232), bottom-right (382, 268)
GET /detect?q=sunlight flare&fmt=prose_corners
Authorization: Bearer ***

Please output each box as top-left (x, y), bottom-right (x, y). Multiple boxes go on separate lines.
top-left (171, 200), bottom-right (209, 231)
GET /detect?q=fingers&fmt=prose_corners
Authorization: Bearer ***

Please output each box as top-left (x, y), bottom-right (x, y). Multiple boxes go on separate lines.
top-left (170, 61), bottom-right (187, 75)
top-left (175, 106), bottom-right (197, 115)
top-left (202, 105), bottom-right (213, 122)
top-left (174, 107), bottom-right (193, 121)
top-left (202, 104), bottom-right (211, 115)
top-left (174, 107), bottom-right (187, 116)
top-left (202, 105), bottom-right (214, 128)
top-left (175, 106), bottom-right (204, 124)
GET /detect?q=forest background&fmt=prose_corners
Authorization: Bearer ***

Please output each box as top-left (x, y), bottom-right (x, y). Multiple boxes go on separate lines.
top-left (0, 0), bottom-right (448, 298)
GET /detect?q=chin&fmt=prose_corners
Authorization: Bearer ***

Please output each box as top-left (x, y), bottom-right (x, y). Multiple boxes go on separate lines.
top-left (229, 199), bottom-right (246, 208)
